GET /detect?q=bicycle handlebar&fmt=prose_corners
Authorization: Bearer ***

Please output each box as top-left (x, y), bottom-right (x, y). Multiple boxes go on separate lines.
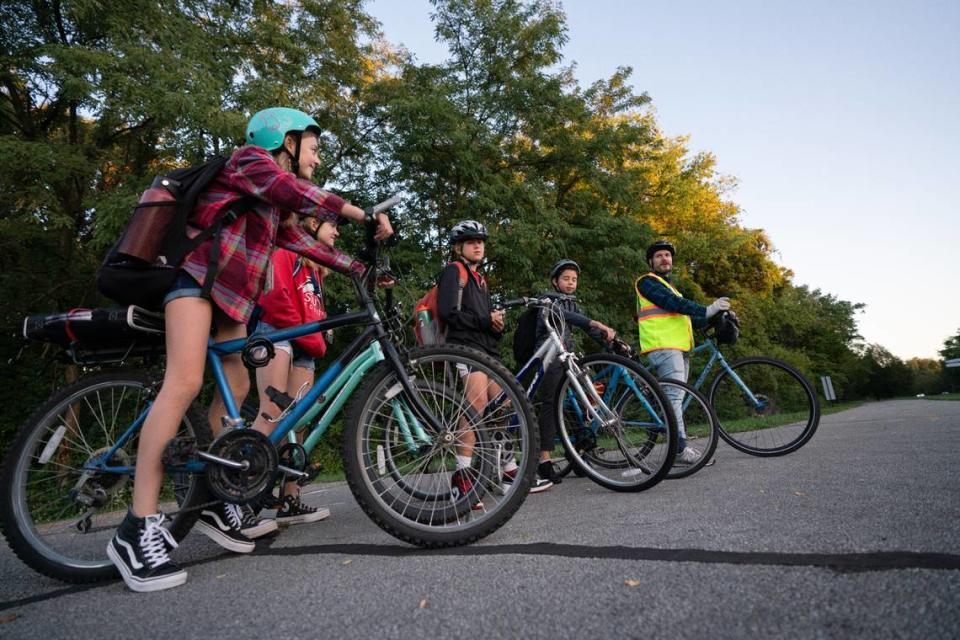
top-left (501, 292), bottom-right (577, 311)
top-left (355, 195), bottom-right (402, 295)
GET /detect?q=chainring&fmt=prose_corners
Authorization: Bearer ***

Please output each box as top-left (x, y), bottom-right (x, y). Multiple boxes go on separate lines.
top-left (205, 429), bottom-right (278, 504)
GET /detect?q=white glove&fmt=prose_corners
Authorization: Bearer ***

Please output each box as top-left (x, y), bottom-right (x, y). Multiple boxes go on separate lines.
top-left (705, 297), bottom-right (731, 319)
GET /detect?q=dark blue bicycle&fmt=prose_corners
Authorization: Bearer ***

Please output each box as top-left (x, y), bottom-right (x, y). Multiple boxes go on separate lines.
top-left (1, 197), bottom-right (539, 583)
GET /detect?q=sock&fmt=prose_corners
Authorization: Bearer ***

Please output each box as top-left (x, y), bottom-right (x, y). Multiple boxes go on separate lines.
top-left (456, 455), bottom-right (472, 470)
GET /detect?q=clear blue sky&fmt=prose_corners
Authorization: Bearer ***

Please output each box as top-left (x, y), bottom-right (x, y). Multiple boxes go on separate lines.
top-left (368, 0), bottom-right (960, 360)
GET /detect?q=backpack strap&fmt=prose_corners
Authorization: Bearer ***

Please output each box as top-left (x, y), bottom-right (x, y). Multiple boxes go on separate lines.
top-left (197, 195), bottom-right (258, 298)
top-left (158, 157), bottom-right (230, 263)
top-left (453, 261), bottom-right (484, 312)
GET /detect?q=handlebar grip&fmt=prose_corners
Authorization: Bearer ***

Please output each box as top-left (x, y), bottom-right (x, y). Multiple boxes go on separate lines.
top-left (502, 298), bottom-right (528, 309)
top-left (371, 195), bottom-right (401, 215)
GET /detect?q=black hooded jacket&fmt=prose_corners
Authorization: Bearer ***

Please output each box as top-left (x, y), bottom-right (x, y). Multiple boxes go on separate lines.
top-left (437, 260), bottom-right (501, 358)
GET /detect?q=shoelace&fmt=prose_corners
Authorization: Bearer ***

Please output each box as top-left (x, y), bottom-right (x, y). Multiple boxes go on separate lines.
top-left (285, 496), bottom-right (314, 514)
top-left (140, 514), bottom-right (178, 569)
top-left (239, 505), bottom-right (259, 527)
top-left (223, 503), bottom-right (244, 530)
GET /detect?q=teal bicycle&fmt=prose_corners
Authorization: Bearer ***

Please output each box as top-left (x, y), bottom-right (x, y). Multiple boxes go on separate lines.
top-left (0, 197), bottom-right (539, 584)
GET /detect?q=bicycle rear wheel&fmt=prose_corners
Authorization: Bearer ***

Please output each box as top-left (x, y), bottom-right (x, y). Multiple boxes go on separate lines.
top-left (662, 380), bottom-right (719, 479)
top-left (0, 370), bottom-right (211, 583)
top-left (343, 344), bottom-right (538, 547)
top-left (552, 354), bottom-right (678, 492)
top-left (708, 357), bottom-right (819, 456)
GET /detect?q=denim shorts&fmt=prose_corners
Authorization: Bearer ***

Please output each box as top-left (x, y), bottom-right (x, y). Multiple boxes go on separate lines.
top-left (162, 270), bottom-right (204, 307)
top-left (255, 321), bottom-right (316, 370)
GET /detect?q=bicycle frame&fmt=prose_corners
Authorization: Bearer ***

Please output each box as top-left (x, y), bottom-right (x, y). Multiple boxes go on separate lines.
top-left (85, 309), bottom-right (397, 478)
top-left (687, 339), bottom-right (764, 409)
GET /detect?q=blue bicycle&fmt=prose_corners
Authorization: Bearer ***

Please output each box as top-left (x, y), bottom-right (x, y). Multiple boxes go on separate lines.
top-left (616, 326), bottom-right (819, 458)
top-left (683, 335), bottom-right (820, 456)
top-left (0, 197), bottom-right (539, 583)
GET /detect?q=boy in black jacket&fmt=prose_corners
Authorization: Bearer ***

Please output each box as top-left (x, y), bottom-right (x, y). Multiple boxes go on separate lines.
top-left (532, 259), bottom-right (616, 490)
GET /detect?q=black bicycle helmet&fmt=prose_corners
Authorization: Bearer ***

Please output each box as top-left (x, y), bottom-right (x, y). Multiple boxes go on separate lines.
top-left (449, 220), bottom-right (488, 244)
top-left (645, 240), bottom-right (676, 263)
top-left (549, 258), bottom-right (581, 280)
top-left (710, 310), bottom-right (741, 345)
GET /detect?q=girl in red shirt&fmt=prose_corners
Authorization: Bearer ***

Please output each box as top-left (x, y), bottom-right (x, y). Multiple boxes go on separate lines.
top-left (246, 214), bottom-right (338, 533)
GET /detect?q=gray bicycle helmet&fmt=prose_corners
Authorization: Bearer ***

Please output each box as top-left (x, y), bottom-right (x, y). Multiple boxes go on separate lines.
top-left (449, 220), bottom-right (488, 244)
top-left (550, 258), bottom-right (581, 280)
top-left (646, 240), bottom-right (676, 263)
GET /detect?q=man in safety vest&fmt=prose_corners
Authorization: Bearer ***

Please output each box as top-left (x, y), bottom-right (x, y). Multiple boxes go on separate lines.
top-left (636, 240), bottom-right (730, 465)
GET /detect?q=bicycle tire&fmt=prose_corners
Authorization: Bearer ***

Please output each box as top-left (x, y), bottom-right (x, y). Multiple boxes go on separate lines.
top-left (661, 379), bottom-right (719, 479)
top-left (0, 370), bottom-right (212, 583)
top-left (551, 353), bottom-right (678, 492)
top-left (708, 356), bottom-right (820, 456)
top-left (343, 344), bottom-right (538, 547)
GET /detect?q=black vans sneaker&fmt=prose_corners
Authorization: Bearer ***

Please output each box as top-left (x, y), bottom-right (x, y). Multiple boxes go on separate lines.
top-left (529, 477), bottom-right (554, 493)
top-left (195, 502), bottom-right (256, 553)
top-left (107, 512), bottom-right (187, 593)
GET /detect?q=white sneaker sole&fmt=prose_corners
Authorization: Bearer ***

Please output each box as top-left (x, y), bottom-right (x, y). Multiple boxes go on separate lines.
top-left (276, 507), bottom-right (330, 526)
top-left (529, 481), bottom-right (553, 494)
top-left (241, 518), bottom-right (279, 539)
top-left (194, 520), bottom-right (256, 553)
top-left (107, 543), bottom-right (187, 593)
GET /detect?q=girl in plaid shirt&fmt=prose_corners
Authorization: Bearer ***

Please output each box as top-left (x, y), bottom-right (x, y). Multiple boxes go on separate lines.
top-left (107, 108), bottom-right (393, 592)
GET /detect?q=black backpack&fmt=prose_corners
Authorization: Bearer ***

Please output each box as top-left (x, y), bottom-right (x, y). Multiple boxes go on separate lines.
top-left (96, 157), bottom-right (255, 310)
top-left (512, 307), bottom-right (539, 365)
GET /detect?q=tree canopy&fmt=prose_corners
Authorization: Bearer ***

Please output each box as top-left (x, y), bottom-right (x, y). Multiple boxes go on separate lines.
top-left (0, 0), bottom-right (932, 447)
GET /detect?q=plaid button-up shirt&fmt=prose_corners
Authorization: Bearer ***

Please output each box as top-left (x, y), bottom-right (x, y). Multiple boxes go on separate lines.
top-left (182, 145), bottom-right (365, 323)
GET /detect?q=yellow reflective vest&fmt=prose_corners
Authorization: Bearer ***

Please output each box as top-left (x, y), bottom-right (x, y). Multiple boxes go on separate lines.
top-left (635, 273), bottom-right (694, 354)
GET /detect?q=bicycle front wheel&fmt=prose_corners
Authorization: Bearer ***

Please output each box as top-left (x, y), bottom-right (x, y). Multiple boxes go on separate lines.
top-left (343, 344), bottom-right (538, 547)
top-left (662, 380), bottom-right (719, 479)
top-left (0, 370), bottom-right (211, 583)
top-left (553, 354), bottom-right (678, 492)
top-left (708, 357), bottom-right (820, 456)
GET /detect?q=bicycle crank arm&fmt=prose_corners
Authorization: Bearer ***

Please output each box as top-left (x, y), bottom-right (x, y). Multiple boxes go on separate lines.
top-left (277, 465), bottom-right (308, 479)
top-left (198, 451), bottom-right (250, 470)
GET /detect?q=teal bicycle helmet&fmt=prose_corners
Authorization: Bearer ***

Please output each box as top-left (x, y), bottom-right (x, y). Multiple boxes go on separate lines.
top-left (246, 108), bottom-right (322, 176)
top-left (246, 108), bottom-right (321, 151)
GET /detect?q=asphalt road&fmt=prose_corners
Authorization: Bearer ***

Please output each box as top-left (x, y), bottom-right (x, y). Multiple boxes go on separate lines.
top-left (1, 399), bottom-right (958, 639)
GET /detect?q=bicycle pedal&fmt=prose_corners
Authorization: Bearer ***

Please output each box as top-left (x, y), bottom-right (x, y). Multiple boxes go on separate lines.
top-left (266, 386), bottom-right (295, 410)
top-left (297, 462), bottom-right (323, 486)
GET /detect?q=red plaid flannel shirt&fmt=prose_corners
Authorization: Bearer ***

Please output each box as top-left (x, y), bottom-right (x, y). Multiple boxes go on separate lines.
top-left (182, 145), bottom-right (365, 323)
